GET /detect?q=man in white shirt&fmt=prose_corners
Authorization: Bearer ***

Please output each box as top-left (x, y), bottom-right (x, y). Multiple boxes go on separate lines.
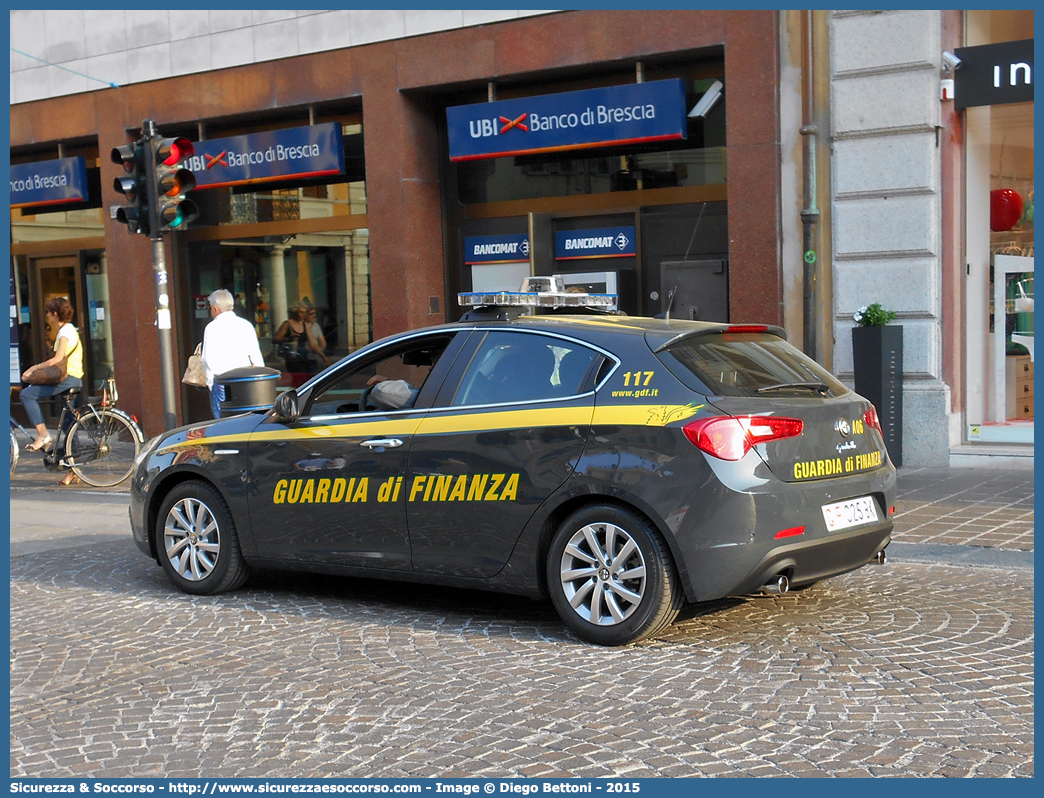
top-left (201, 289), bottom-right (264, 419)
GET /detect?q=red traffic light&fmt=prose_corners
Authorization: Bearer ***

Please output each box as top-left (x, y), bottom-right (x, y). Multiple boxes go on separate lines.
top-left (156, 136), bottom-right (194, 167)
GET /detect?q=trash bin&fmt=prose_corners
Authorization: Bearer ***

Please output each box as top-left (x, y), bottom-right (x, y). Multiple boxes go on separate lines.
top-left (215, 366), bottom-right (280, 415)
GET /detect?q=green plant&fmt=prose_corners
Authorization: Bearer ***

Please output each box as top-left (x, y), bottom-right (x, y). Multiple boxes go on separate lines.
top-left (853, 303), bottom-right (897, 327)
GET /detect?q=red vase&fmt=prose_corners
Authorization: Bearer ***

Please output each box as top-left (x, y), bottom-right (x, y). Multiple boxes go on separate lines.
top-left (990, 189), bottom-right (1024, 232)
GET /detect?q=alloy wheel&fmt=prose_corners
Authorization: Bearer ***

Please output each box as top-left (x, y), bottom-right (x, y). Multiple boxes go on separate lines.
top-left (163, 497), bottom-right (222, 582)
top-left (559, 522), bottom-right (647, 626)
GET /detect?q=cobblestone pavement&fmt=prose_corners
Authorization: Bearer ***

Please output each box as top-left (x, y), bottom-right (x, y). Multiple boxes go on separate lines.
top-left (9, 475), bottom-right (1034, 779)
top-left (891, 467), bottom-right (1034, 550)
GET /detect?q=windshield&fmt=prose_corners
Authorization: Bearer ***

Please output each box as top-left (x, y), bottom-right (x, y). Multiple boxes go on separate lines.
top-left (655, 332), bottom-right (849, 398)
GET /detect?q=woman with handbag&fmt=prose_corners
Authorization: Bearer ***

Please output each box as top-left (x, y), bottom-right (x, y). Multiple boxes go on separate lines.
top-left (20, 296), bottom-right (83, 453)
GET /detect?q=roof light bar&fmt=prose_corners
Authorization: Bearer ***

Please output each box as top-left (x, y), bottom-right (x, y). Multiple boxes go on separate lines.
top-left (458, 275), bottom-right (617, 310)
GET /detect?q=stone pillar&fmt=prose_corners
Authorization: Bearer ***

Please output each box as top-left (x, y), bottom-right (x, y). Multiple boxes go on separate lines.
top-left (829, 9), bottom-right (951, 466)
top-left (263, 245), bottom-right (289, 353)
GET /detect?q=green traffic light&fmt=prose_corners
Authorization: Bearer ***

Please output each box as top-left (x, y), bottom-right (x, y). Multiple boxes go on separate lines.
top-left (161, 199), bottom-right (199, 229)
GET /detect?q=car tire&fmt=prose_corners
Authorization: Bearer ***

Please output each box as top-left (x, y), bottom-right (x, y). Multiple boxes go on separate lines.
top-left (155, 480), bottom-right (250, 595)
top-left (547, 504), bottom-right (682, 646)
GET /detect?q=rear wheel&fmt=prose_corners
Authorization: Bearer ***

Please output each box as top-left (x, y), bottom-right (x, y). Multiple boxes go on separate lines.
top-left (155, 480), bottom-right (250, 595)
top-left (65, 409), bottom-right (140, 487)
top-left (10, 430), bottom-right (19, 476)
top-left (547, 504), bottom-right (683, 646)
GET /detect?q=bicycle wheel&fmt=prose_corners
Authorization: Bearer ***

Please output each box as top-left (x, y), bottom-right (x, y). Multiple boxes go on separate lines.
top-left (10, 429), bottom-right (18, 476)
top-left (65, 409), bottom-right (141, 487)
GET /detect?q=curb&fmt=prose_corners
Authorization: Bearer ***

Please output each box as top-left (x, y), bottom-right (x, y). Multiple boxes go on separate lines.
top-left (886, 542), bottom-right (1034, 571)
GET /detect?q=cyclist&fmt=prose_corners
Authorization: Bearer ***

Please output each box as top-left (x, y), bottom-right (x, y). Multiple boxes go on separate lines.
top-left (20, 297), bottom-right (83, 477)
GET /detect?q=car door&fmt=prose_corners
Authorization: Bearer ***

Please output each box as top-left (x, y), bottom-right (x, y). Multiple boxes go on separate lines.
top-left (406, 329), bottom-right (604, 578)
top-left (246, 331), bottom-right (467, 570)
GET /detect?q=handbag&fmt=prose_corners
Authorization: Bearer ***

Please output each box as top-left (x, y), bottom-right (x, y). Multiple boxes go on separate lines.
top-left (23, 333), bottom-right (75, 385)
top-left (182, 343), bottom-right (206, 387)
top-left (23, 359), bottom-right (67, 385)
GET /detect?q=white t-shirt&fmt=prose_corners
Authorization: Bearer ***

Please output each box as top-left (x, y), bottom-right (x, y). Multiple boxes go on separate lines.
top-left (56, 324), bottom-right (84, 379)
top-left (201, 310), bottom-right (264, 388)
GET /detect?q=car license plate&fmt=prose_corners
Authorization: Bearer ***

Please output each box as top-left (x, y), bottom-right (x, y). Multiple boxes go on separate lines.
top-left (821, 496), bottom-right (879, 532)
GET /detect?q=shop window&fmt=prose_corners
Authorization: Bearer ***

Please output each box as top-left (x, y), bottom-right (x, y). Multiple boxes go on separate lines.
top-left (964, 10), bottom-right (1034, 437)
top-left (187, 233), bottom-right (371, 390)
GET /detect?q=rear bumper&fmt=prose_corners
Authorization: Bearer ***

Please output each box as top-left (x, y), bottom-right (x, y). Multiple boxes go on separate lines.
top-left (719, 523), bottom-right (890, 597)
top-left (670, 456), bottom-right (896, 602)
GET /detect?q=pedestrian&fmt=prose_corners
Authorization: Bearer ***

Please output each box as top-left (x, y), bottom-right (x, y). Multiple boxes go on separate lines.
top-left (300, 300), bottom-right (331, 371)
top-left (201, 289), bottom-right (264, 419)
top-left (272, 305), bottom-right (311, 373)
top-left (20, 296), bottom-right (83, 454)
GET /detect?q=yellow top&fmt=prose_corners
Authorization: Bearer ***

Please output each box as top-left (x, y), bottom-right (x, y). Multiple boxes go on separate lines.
top-left (56, 323), bottom-right (84, 380)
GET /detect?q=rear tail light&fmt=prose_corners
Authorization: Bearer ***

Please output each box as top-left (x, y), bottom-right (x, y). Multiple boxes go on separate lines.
top-left (683, 415), bottom-right (804, 461)
top-left (864, 405), bottom-right (881, 432)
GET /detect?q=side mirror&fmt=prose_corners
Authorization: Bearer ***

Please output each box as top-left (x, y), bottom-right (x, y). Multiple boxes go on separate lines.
top-left (272, 390), bottom-right (299, 423)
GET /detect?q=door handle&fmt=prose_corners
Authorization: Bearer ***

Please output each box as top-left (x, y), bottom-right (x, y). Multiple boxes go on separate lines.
top-left (360, 438), bottom-right (403, 450)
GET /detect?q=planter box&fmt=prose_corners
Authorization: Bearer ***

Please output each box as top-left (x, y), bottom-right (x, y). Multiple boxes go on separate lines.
top-left (852, 325), bottom-right (903, 467)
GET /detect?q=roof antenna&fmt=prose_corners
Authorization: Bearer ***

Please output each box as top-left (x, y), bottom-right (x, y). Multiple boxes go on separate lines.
top-left (657, 286), bottom-right (677, 320)
top-left (656, 202), bottom-right (707, 320)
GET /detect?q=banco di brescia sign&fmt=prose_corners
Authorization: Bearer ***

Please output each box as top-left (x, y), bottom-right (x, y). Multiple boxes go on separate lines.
top-left (447, 79), bottom-right (687, 162)
top-left (10, 157), bottom-right (89, 208)
top-left (181, 123), bottom-right (345, 189)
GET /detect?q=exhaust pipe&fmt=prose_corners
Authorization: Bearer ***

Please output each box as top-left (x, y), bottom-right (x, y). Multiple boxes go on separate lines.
top-left (762, 574), bottom-right (789, 595)
top-left (874, 549), bottom-right (887, 565)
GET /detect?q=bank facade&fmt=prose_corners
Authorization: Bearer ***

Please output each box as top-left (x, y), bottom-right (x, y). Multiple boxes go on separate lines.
top-left (8, 10), bottom-right (1033, 466)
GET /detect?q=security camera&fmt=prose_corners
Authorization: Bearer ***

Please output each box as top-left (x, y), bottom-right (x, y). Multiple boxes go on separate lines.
top-left (688, 79), bottom-right (723, 119)
top-left (941, 51), bottom-right (961, 74)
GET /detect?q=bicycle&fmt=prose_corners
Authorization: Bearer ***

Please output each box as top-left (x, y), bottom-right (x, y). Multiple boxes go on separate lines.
top-left (10, 417), bottom-right (26, 476)
top-left (11, 375), bottom-right (144, 487)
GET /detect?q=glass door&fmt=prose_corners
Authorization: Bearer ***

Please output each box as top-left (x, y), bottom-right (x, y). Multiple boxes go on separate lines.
top-left (83, 251), bottom-right (114, 392)
top-left (31, 255), bottom-right (84, 355)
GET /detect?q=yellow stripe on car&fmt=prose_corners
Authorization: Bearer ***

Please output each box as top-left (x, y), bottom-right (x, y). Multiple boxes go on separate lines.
top-left (157, 402), bottom-right (705, 453)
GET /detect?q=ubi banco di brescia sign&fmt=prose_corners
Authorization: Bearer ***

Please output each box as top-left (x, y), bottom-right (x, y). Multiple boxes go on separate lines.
top-left (447, 79), bottom-right (687, 162)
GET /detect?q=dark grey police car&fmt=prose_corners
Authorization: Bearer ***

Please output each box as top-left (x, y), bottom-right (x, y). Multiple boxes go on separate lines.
top-left (130, 300), bottom-right (895, 646)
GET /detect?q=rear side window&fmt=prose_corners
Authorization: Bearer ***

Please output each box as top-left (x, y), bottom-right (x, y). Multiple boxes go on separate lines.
top-left (453, 331), bottom-right (599, 406)
top-left (656, 332), bottom-right (849, 398)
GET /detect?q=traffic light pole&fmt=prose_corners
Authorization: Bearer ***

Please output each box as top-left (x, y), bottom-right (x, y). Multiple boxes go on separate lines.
top-left (151, 236), bottom-right (179, 431)
top-left (142, 119), bottom-right (179, 431)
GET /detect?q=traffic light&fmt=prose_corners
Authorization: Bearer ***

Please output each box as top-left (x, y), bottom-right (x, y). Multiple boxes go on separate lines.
top-left (150, 136), bottom-right (198, 233)
top-left (110, 141), bottom-right (149, 236)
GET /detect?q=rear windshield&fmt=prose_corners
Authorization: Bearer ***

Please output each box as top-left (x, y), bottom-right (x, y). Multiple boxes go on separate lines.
top-left (655, 332), bottom-right (849, 398)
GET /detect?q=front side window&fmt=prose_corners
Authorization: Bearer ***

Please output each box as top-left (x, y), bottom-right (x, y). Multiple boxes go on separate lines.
top-left (453, 331), bottom-right (599, 406)
top-left (306, 335), bottom-right (454, 417)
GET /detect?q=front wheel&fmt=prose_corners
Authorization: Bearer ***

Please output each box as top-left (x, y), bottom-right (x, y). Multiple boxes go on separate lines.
top-left (155, 480), bottom-right (250, 595)
top-left (10, 430), bottom-right (19, 476)
top-left (65, 409), bottom-right (140, 487)
top-left (547, 504), bottom-right (683, 646)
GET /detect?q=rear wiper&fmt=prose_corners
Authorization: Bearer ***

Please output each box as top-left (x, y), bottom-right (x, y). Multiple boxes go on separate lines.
top-left (756, 381), bottom-right (830, 395)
